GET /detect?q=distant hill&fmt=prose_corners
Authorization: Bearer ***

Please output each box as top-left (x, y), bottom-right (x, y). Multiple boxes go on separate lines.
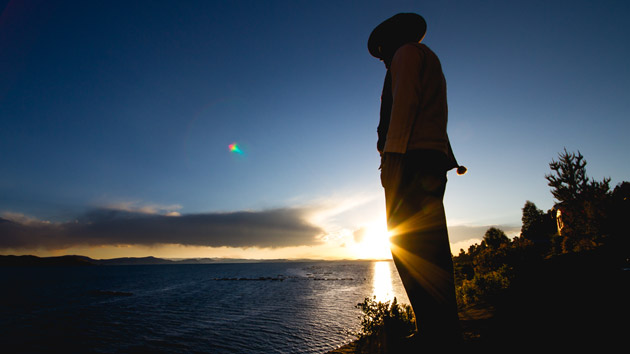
top-left (94, 256), bottom-right (176, 265)
top-left (0, 255), bottom-right (95, 266)
top-left (0, 255), bottom-right (359, 266)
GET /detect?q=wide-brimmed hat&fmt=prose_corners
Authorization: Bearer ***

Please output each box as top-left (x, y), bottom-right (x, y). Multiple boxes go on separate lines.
top-left (368, 13), bottom-right (427, 59)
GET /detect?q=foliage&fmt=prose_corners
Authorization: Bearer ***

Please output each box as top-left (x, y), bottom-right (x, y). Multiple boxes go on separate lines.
top-left (610, 182), bottom-right (630, 251)
top-left (519, 201), bottom-right (558, 254)
top-left (545, 149), bottom-right (612, 253)
top-left (454, 227), bottom-right (537, 306)
top-left (521, 201), bottom-right (543, 238)
top-left (520, 201), bottom-right (555, 241)
top-left (481, 227), bottom-right (510, 249)
top-left (453, 149), bottom-right (628, 310)
top-left (456, 265), bottom-right (512, 306)
top-left (355, 296), bottom-right (416, 339)
top-left (545, 148), bottom-right (592, 204)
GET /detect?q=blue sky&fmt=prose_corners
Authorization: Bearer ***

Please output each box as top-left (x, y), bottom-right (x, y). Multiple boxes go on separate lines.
top-left (1, 0), bottom-right (629, 259)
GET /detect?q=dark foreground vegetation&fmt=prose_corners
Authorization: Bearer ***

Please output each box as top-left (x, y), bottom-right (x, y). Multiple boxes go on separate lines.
top-left (331, 149), bottom-right (629, 353)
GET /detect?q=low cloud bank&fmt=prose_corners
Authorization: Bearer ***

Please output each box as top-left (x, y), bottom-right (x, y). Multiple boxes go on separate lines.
top-left (0, 208), bottom-right (324, 250)
top-left (448, 224), bottom-right (521, 243)
top-left (447, 225), bottom-right (521, 254)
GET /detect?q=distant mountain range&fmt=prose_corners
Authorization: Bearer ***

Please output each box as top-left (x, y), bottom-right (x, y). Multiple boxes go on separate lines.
top-left (0, 255), bottom-right (370, 266)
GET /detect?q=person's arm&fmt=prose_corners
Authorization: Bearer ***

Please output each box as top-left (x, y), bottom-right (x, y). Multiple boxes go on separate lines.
top-left (384, 44), bottom-right (423, 154)
top-left (377, 70), bottom-right (392, 155)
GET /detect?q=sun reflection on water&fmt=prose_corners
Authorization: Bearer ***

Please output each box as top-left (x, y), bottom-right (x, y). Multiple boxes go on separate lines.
top-left (372, 261), bottom-right (394, 303)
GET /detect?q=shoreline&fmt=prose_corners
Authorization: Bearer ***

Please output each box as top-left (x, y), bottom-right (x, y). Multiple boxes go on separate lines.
top-left (327, 252), bottom-right (628, 353)
top-left (328, 303), bottom-right (494, 353)
top-left (0, 254), bottom-right (391, 266)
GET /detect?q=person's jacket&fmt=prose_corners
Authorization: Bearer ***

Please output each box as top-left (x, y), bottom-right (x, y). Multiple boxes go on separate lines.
top-left (378, 42), bottom-right (459, 171)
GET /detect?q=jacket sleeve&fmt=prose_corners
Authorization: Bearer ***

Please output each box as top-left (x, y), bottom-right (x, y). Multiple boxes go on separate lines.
top-left (383, 44), bottom-right (423, 154)
top-left (377, 70), bottom-right (392, 154)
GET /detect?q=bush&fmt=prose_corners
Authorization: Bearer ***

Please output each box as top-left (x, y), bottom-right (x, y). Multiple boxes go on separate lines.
top-left (355, 296), bottom-right (416, 339)
top-left (456, 265), bottom-right (513, 307)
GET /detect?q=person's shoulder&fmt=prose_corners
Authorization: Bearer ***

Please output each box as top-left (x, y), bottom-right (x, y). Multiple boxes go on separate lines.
top-left (413, 43), bottom-right (441, 63)
top-left (392, 43), bottom-right (424, 63)
top-left (397, 42), bottom-right (423, 54)
top-left (416, 43), bottom-right (438, 56)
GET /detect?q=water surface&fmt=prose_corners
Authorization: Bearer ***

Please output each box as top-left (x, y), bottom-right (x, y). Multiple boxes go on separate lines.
top-left (1, 261), bottom-right (408, 353)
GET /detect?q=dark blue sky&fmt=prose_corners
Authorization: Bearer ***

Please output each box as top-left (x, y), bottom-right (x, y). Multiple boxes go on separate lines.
top-left (1, 0), bottom-right (629, 258)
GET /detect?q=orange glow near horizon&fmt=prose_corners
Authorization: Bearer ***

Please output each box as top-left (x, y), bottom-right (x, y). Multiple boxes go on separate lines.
top-left (3, 243), bottom-right (364, 261)
top-left (1, 211), bottom-right (398, 260)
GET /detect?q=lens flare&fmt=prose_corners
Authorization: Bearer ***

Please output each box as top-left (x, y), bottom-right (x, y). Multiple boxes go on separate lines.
top-left (228, 143), bottom-right (243, 154)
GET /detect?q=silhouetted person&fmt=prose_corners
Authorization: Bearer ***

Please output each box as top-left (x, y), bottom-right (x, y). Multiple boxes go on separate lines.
top-left (368, 13), bottom-right (465, 349)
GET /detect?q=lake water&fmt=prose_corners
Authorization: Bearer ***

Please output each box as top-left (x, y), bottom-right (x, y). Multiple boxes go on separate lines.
top-left (0, 261), bottom-right (409, 353)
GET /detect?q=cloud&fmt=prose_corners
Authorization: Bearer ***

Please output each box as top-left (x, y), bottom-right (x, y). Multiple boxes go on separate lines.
top-left (0, 207), bottom-right (324, 250)
top-left (99, 201), bottom-right (183, 215)
top-left (450, 238), bottom-right (483, 254)
top-left (0, 212), bottom-right (50, 225)
top-left (305, 192), bottom-right (381, 228)
top-left (447, 224), bottom-right (521, 244)
top-left (353, 227), bottom-right (366, 243)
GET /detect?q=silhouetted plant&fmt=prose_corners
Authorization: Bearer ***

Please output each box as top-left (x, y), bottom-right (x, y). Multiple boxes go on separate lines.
top-left (355, 296), bottom-right (415, 339)
top-left (545, 149), bottom-right (612, 253)
top-left (546, 148), bottom-right (592, 203)
top-left (454, 248), bottom-right (475, 287)
top-left (521, 201), bottom-right (544, 239)
top-left (456, 265), bottom-right (512, 306)
top-left (454, 227), bottom-right (537, 307)
top-left (481, 227), bottom-right (510, 249)
top-left (609, 182), bottom-right (630, 263)
top-left (452, 149), bottom-right (629, 311)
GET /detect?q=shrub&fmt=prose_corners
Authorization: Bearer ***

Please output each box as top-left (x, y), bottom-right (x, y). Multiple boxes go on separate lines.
top-left (456, 265), bottom-right (513, 307)
top-left (355, 296), bottom-right (416, 339)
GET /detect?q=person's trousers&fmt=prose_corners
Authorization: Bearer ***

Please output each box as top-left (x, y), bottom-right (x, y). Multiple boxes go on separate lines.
top-left (380, 150), bottom-right (461, 344)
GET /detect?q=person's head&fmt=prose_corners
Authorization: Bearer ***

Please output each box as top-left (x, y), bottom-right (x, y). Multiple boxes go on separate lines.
top-left (368, 13), bottom-right (427, 67)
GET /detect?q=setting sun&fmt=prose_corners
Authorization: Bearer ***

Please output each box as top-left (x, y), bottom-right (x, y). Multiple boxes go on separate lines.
top-left (352, 218), bottom-right (392, 260)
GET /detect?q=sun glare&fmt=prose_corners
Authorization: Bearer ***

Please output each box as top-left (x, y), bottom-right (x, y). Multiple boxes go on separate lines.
top-left (373, 261), bottom-right (395, 302)
top-left (353, 219), bottom-right (392, 260)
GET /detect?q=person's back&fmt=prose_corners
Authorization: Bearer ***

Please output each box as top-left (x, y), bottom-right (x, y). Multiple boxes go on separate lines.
top-left (386, 42), bottom-right (449, 155)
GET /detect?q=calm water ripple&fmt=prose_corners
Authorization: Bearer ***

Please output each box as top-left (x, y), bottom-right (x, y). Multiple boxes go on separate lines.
top-left (1, 261), bottom-right (408, 353)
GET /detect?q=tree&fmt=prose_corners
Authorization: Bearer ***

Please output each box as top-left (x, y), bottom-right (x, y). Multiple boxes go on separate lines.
top-left (545, 149), bottom-right (611, 252)
top-left (520, 201), bottom-right (556, 250)
top-left (607, 182), bottom-right (630, 262)
top-left (521, 201), bottom-right (543, 240)
top-left (545, 148), bottom-right (591, 205)
top-left (482, 227), bottom-right (509, 249)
